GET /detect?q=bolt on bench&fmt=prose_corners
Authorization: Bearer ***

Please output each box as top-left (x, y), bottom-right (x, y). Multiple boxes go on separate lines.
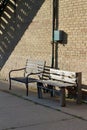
top-left (9, 59), bottom-right (46, 96)
top-left (37, 68), bottom-right (82, 107)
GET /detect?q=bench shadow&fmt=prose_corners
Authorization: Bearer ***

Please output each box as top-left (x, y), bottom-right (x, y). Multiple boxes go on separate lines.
top-left (0, 0), bottom-right (45, 69)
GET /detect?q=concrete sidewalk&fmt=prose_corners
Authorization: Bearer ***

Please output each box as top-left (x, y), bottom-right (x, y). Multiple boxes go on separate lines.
top-left (0, 80), bottom-right (87, 130)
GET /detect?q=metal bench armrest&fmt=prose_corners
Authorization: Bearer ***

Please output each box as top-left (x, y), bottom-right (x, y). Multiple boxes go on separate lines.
top-left (9, 68), bottom-right (25, 78)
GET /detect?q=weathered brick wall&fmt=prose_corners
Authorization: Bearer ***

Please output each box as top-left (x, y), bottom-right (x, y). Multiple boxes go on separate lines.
top-left (0, 0), bottom-right (87, 86)
top-left (0, 0), bottom-right (52, 79)
top-left (58, 0), bottom-right (87, 84)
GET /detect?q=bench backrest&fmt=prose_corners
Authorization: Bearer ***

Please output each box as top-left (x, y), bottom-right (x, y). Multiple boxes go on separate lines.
top-left (24, 59), bottom-right (46, 78)
top-left (42, 66), bottom-right (50, 80)
top-left (50, 68), bottom-right (82, 85)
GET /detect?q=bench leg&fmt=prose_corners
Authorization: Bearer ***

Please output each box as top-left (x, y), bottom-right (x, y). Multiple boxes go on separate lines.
top-left (37, 82), bottom-right (43, 98)
top-left (49, 85), bottom-right (54, 97)
top-left (26, 83), bottom-right (28, 96)
top-left (9, 78), bottom-right (11, 90)
top-left (77, 88), bottom-right (82, 104)
top-left (60, 88), bottom-right (66, 107)
top-left (50, 90), bottom-right (54, 97)
top-left (76, 73), bottom-right (82, 104)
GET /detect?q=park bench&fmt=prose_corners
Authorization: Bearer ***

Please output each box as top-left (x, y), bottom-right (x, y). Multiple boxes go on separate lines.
top-left (37, 68), bottom-right (82, 107)
top-left (9, 59), bottom-right (46, 96)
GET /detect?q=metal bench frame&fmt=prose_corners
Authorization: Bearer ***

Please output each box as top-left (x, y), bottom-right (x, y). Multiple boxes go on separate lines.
top-left (9, 59), bottom-right (46, 96)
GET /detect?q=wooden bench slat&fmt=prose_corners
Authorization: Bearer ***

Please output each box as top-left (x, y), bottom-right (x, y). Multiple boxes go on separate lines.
top-left (50, 69), bottom-right (76, 77)
top-left (50, 74), bottom-right (76, 84)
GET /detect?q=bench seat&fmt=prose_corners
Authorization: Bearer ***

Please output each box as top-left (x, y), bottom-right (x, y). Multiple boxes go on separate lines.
top-left (10, 77), bottom-right (38, 83)
top-left (37, 79), bottom-right (75, 88)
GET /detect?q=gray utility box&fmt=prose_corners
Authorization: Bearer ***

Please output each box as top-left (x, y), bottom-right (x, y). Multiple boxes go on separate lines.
top-left (54, 30), bottom-right (63, 42)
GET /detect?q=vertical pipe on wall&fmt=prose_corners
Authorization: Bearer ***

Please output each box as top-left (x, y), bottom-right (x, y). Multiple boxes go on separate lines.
top-left (51, 0), bottom-right (55, 68)
top-left (54, 0), bottom-right (58, 69)
top-left (51, 0), bottom-right (58, 68)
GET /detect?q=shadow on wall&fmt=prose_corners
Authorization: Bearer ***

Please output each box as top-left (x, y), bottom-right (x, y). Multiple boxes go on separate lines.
top-left (0, 0), bottom-right (45, 70)
top-left (62, 31), bottom-right (68, 45)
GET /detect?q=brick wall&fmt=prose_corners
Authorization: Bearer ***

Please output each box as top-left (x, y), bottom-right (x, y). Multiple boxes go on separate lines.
top-left (58, 0), bottom-right (87, 84)
top-left (0, 0), bottom-right (87, 85)
top-left (0, 0), bottom-right (52, 79)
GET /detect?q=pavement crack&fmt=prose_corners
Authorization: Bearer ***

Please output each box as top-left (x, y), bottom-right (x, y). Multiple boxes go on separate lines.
top-left (2, 117), bottom-right (75, 130)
